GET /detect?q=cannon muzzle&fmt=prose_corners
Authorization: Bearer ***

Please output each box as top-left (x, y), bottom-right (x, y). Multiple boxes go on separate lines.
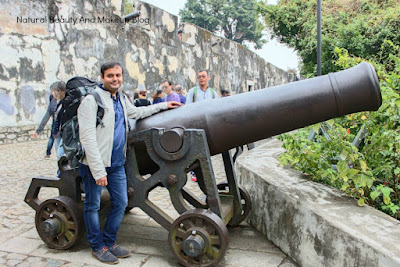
top-left (131, 62), bottom-right (381, 155)
top-left (124, 11), bottom-right (141, 22)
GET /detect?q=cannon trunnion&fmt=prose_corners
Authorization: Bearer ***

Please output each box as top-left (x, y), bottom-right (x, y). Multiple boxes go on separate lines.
top-left (24, 62), bottom-right (382, 266)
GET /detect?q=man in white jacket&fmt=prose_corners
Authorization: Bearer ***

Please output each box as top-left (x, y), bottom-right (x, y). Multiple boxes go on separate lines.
top-left (78, 62), bottom-right (181, 264)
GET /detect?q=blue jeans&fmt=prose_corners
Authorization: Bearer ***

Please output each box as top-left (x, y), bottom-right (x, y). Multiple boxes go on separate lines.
top-left (79, 163), bottom-right (128, 251)
top-left (46, 135), bottom-right (54, 156)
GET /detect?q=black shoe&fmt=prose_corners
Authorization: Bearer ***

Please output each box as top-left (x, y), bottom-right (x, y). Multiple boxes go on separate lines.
top-left (92, 247), bottom-right (119, 264)
top-left (108, 244), bottom-right (131, 258)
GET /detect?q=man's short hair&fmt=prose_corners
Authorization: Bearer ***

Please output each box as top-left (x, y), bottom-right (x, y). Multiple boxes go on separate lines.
top-left (175, 85), bottom-right (183, 92)
top-left (220, 89), bottom-right (230, 95)
top-left (162, 80), bottom-right (173, 86)
top-left (197, 70), bottom-right (208, 75)
top-left (100, 62), bottom-right (123, 76)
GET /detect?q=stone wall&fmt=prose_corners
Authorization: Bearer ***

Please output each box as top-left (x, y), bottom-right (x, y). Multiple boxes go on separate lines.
top-left (237, 139), bottom-right (400, 266)
top-left (0, 125), bottom-right (51, 145)
top-left (0, 0), bottom-right (294, 144)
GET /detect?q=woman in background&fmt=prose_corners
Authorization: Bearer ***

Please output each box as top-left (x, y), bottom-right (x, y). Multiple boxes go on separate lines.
top-left (152, 89), bottom-right (165, 104)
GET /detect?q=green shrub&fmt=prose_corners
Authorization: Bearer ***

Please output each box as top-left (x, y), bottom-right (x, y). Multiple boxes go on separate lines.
top-left (278, 42), bottom-right (400, 218)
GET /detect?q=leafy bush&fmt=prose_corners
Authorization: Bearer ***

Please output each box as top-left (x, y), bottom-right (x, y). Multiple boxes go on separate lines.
top-left (278, 42), bottom-right (400, 218)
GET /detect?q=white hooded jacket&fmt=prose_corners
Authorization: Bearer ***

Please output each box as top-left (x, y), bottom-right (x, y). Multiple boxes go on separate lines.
top-left (78, 87), bottom-right (168, 180)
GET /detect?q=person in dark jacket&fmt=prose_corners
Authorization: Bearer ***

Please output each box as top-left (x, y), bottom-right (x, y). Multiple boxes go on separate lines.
top-left (134, 90), bottom-right (151, 107)
top-left (175, 84), bottom-right (186, 104)
top-left (32, 82), bottom-right (64, 158)
top-left (152, 89), bottom-right (165, 104)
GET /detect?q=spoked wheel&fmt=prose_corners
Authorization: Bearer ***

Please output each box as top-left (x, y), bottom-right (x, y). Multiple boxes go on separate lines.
top-left (169, 209), bottom-right (229, 267)
top-left (35, 196), bottom-right (84, 249)
top-left (217, 182), bottom-right (252, 226)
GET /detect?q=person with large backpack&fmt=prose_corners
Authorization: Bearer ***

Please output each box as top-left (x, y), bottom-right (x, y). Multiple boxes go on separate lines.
top-left (61, 77), bottom-right (105, 168)
top-left (185, 69), bottom-right (218, 104)
top-left (75, 62), bottom-right (182, 264)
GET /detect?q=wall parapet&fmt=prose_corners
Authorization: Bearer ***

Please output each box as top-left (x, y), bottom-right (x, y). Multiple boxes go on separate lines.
top-left (237, 138), bottom-right (400, 267)
top-left (0, 0), bottom-right (294, 141)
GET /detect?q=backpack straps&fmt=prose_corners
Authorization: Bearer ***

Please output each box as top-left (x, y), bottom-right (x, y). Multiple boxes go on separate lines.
top-left (193, 87), bottom-right (197, 102)
top-left (192, 86), bottom-right (216, 102)
top-left (210, 88), bottom-right (216, 99)
top-left (91, 90), bottom-right (105, 128)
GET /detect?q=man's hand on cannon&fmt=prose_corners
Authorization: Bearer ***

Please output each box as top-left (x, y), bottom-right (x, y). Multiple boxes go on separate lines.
top-left (167, 101), bottom-right (183, 109)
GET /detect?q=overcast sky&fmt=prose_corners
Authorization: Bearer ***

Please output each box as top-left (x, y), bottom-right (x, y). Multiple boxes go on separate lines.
top-left (141, 0), bottom-right (300, 71)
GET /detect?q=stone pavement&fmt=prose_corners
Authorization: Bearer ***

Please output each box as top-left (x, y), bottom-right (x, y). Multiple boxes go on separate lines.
top-left (0, 140), bottom-right (297, 267)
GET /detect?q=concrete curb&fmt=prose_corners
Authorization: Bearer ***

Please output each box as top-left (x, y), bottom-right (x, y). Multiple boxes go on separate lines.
top-left (236, 138), bottom-right (400, 267)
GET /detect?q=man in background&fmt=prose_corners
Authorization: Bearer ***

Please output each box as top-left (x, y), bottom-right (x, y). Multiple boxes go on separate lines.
top-left (220, 89), bottom-right (231, 97)
top-left (174, 84), bottom-right (186, 104)
top-left (161, 80), bottom-right (180, 102)
top-left (186, 70), bottom-right (217, 104)
top-left (134, 89), bottom-right (151, 107)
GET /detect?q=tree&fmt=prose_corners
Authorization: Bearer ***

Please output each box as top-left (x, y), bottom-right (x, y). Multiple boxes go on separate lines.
top-left (264, 0), bottom-right (400, 219)
top-left (257, 0), bottom-right (400, 76)
top-left (124, 0), bottom-right (134, 14)
top-left (179, 0), bottom-right (266, 49)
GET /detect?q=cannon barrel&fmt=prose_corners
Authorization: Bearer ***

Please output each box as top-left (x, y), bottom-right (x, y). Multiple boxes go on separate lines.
top-left (124, 11), bottom-right (141, 22)
top-left (131, 62), bottom-right (381, 156)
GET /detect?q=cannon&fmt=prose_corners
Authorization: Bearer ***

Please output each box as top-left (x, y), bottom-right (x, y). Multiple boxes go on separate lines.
top-left (25, 62), bottom-right (381, 266)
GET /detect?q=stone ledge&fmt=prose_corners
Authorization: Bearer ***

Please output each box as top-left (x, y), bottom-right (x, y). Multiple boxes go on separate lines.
top-left (236, 138), bottom-right (400, 267)
top-left (0, 125), bottom-right (51, 145)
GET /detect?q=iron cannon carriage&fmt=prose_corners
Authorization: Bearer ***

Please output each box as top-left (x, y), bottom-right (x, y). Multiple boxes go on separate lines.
top-left (25, 62), bottom-right (382, 266)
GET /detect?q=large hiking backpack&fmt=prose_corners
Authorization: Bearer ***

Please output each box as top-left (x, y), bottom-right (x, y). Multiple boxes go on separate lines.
top-left (61, 77), bottom-right (104, 168)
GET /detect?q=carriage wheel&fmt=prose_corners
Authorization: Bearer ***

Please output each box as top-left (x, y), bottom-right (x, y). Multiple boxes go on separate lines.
top-left (217, 182), bottom-right (252, 226)
top-left (169, 209), bottom-right (229, 267)
top-left (35, 196), bottom-right (84, 249)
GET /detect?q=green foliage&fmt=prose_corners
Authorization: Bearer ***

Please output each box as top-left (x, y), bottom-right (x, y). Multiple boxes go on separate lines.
top-left (277, 41), bottom-right (400, 219)
top-left (123, 0), bottom-right (134, 15)
top-left (259, 0), bottom-right (400, 219)
top-left (179, 0), bottom-right (266, 48)
top-left (257, 0), bottom-right (400, 76)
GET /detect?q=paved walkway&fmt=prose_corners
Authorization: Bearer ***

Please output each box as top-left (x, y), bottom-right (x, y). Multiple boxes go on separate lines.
top-left (0, 140), bottom-right (296, 266)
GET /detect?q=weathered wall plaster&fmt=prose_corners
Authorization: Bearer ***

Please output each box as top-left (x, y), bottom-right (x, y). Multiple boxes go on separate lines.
top-left (0, 0), bottom-right (294, 144)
